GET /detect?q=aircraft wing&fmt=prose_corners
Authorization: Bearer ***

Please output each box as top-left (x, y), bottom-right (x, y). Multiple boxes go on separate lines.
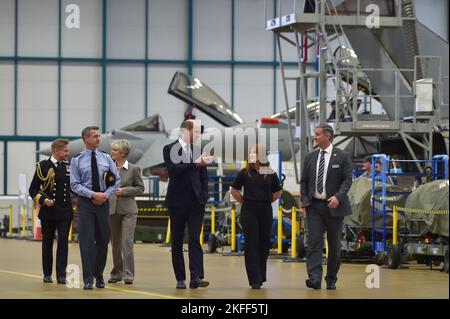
top-left (134, 136), bottom-right (171, 170)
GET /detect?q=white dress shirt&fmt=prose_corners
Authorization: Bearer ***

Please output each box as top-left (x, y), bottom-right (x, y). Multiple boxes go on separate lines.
top-left (178, 138), bottom-right (192, 161)
top-left (314, 144), bottom-right (333, 200)
top-left (50, 156), bottom-right (58, 166)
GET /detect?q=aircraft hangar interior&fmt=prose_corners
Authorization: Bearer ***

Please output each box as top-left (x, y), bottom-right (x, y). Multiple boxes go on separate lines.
top-left (0, 0), bottom-right (448, 308)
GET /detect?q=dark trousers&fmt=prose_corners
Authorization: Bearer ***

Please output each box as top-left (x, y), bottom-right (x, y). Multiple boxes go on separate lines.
top-left (305, 199), bottom-right (344, 284)
top-left (241, 201), bottom-right (273, 286)
top-left (77, 197), bottom-right (110, 284)
top-left (41, 218), bottom-right (72, 278)
top-left (169, 204), bottom-right (204, 282)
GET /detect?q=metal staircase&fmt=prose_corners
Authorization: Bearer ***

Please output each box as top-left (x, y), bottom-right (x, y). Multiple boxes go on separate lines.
top-left (265, 0), bottom-right (447, 179)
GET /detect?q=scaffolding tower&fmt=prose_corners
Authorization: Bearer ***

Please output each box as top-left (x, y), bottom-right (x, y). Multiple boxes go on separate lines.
top-left (265, 0), bottom-right (448, 182)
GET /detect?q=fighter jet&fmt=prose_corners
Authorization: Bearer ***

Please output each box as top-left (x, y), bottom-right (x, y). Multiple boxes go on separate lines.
top-left (39, 114), bottom-right (171, 177)
top-left (167, 71), bottom-right (299, 163)
top-left (40, 71), bottom-right (300, 177)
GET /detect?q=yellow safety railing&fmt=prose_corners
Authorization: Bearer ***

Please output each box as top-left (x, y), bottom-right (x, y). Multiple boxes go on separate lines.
top-left (211, 206), bottom-right (216, 234)
top-left (231, 205), bottom-right (236, 252)
top-left (291, 206), bottom-right (297, 258)
top-left (392, 205), bottom-right (449, 245)
top-left (200, 223), bottom-right (204, 247)
top-left (277, 206), bottom-right (283, 254)
top-left (32, 207), bottom-right (37, 237)
top-left (393, 206), bottom-right (398, 245)
top-left (68, 222), bottom-right (73, 242)
top-left (21, 207), bottom-right (26, 238)
top-left (165, 218), bottom-right (171, 244)
top-left (138, 207), bottom-right (168, 213)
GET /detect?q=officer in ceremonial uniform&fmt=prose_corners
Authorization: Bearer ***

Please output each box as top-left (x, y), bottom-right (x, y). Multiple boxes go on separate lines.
top-left (70, 126), bottom-right (120, 290)
top-left (29, 139), bottom-right (73, 284)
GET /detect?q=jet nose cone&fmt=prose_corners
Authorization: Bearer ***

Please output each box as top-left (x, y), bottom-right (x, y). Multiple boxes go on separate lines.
top-left (39, 146), bottom-right (52, 157)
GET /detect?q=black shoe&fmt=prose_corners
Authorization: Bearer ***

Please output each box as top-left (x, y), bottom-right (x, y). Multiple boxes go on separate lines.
top-left (57, 277), bottom-right (66, 285)
top-left (176, 281), bottom-right (186, 289)
top-left (251, 284), bottom-right (261, 289)
top-left (43, 276), bottom-right (53, 283)
top-left (124, 279), bottom-right (133, 285)
top-left (326, 282), bottom-right (336, 290)
top-left (83, 282), bottom-right (94, 290)
top-left (108, 278), bottom-right (122, 284)
top-left (305, 279), bottom-right (321, 290)
top-left (189, 278), bottom-right (209, 289)
top-left (95, 278), bottom-right (105, 289)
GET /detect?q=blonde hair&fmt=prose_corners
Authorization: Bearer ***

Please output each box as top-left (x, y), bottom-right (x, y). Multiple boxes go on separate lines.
top-left (51, 139), bottom-right (69, 152)
top-left (111, 139), bottom-right (131, 158)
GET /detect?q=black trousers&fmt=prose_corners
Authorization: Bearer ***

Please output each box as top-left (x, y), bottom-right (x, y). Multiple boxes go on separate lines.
top-left (77, 197), bottom-right (110, 284)
top-left (241, 201), bottom-right (273, 286)
top-left (169, 204), bottom-right (204, 282)
top-left (41, 218), bottom-right (72, 277)
top-left (305, 199), bottom-right (344, 284)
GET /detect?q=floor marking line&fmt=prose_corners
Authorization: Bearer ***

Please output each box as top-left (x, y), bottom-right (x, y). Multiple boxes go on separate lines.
top-left (0, 268), bottom-right (181, 299)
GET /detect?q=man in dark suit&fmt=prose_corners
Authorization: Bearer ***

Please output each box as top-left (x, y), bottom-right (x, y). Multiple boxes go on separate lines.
top-left (163, 119), bottom-right (210, 289)
top-left (300, 123), bottom-right (352, 290)
top-left (29, 139), bottom-right (73, 284)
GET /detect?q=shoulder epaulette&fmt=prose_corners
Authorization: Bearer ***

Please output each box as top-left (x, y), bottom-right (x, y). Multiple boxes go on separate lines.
top-left (73, 151), bottom-right (84, 158)
top-left (36, 159), bottom-right (46, 166)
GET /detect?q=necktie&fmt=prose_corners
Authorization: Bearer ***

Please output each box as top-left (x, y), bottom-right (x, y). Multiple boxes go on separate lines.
top-left (317, 150), bottom-right (326, 195)
top-left (185, 145), bottom-right (192, 162)
top-left (91, 151), bottom-right (101, 192)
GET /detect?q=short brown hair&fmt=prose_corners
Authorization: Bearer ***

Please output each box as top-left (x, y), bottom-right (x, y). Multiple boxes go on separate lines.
top-left (180, 120), bottom-right (194, 131)
top-left (51, 139), bottom-right (69, 152)
top-left (81, 126), bottom-right (100, 141)
top-left (315, 123), bottom-right (334, 141)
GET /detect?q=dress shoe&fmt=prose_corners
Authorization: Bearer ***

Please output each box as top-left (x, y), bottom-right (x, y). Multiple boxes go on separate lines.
top-left (305, 279), bottom-right (321, 290)
top-left (251, 284), bottom-right (261, 289)
top-left (176, 280), bottom-right (186, 289)
top-left (124, 279), bottom-right (133, 285)
top-left (95, 277), bottom-right (105, 289)
top-left (189, 278), bottom-right (209, 289)
top-left (83, 282), bottom-right (94, 290)
top-left (57, 277), bottom-right (66, 285)
top-left (108, 278), bottom-right (122, 284)
top-left (326, 281), bottom-right (336, 290)
top-left (43, 276), bottom-right (53, 283)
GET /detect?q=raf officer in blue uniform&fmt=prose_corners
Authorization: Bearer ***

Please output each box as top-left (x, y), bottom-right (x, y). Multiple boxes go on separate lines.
top-left (70, 126), bottom-right (120, 290)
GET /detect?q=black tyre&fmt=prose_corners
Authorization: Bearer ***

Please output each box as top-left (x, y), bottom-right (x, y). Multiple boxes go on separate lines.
top-left (374, 252), bottom-right (388, 266)
top-left (416, 255), bottom-right (427, 264)
top-left (206, 234), bottom-right (218, 253)
top-left (388, 244), bottom-right (402, 269)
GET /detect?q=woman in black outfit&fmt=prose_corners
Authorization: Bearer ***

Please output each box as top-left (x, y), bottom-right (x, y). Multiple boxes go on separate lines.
top-left (230, 145), bottom-right (282, 289)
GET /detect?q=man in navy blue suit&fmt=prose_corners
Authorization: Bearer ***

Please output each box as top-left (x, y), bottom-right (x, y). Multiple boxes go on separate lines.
top-left (163, 120), bottom-right (210, 289)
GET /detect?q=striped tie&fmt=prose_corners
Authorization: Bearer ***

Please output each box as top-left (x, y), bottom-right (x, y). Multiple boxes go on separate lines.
top-left (317, 150), bottom-right (326, 195)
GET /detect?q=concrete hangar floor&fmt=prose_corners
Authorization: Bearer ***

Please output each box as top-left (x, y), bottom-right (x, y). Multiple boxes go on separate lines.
top-left (0, 239), bottom-right (447, 299)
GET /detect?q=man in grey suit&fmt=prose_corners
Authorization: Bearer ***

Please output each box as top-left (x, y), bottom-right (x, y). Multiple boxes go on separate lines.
top-left (108, 139), bottom-right (145, 285)
top-left (300, 123), bottom-right (352, 290)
